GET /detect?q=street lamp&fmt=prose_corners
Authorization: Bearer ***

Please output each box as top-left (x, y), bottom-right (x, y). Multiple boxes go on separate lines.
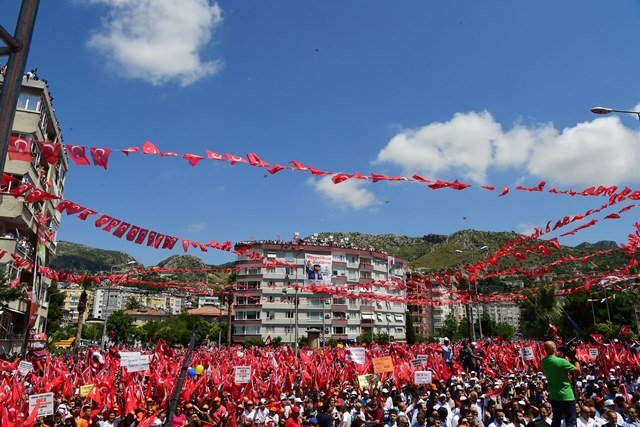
top-left (102, 260), bottom-right (136, 349)
top-left (591, 106), bottom-right (640, 120)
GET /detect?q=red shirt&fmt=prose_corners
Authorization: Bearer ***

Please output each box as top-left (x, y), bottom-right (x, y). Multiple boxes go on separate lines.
top-left (285, 416), bottom-right (303, 427)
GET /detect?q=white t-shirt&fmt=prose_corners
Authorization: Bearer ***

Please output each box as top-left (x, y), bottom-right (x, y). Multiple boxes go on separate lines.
top-left (342, 411), bottom-right (353, 427)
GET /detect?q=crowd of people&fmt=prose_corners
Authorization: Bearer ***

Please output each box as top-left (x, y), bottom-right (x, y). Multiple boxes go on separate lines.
top-left (2, 337), bottom-right (640, 427)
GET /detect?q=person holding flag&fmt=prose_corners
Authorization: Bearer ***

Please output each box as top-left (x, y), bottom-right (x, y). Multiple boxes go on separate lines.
top-left (541, 341), bottom-right (581, 427)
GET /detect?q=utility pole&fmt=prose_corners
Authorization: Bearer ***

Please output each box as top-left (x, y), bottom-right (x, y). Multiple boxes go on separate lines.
top-left (164, 330), bottom-right (197, 427)
top-left (0, 0), bottom-right (40, 175)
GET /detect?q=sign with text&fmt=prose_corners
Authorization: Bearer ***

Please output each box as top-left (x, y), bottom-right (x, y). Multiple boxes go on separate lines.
top-left (348, 347), bottom-right (366, 365)
top-left (520, 347), bottom-right (535, 361)
top-left (234, 366), bottom-right (251, 384)
top-left (417, 354), bottom-right (428, 362)
top-left (304, 253), bottom-right (332, 283)
top-left (414, 370), bottom-right (433, 385)
top-left (18, 360), bottom-right (33, 376)
top-left (29, 392), bottom-right (54, 417)
top-left (357, 374), bottom-right (382, 390)
top-left (80, 384), bottom-right (94, 397)
top-left (120, 352), bottom-right (149, 372)
top-left (411, 358), bottom-right (426, 369)
top-left (588, 348), bottom-right (598, 359)
top-left (372, 356), bottom-right (394, 374)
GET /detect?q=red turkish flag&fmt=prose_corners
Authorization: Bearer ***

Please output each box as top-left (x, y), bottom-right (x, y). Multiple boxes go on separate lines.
top-left (536, 243), bottom-right (551, 257)
top-left (95, 215), bottom-right (113, 228)
top-left (142, 141), bottom-right (161, 155)
top-left (77, 209), bottom-right (98, 220)
top-left (151, 233), bottom-right (165, 248)
top-left (126, 226), bottom-right (141, 241)
top-left (442, 273), bottom-right (451, 285)
top-left (65, 145), bottom-right (90, 165)
top-left (9, 136), bottom-right (33, 162)
top-left (498, 187), bottom-right (510, 197)
top-left (182, 239), bottom-right (190, 252)
top-left (206, 150), bottom-right (224, 160)
top-left (120, 146), bottom-right (139, 156)
top-left (246, 153), bottom-right (269, 167)
top-left (604, 213), bottom-right (621, 220)
top-left (102, 218), bottom-right (122, 232)
top-left (224, 153), bottom-right (247, 165)
top-left (161, 236), bottom-right (178, 250)
top-left (267, 165), bottom-right (287, 174)
top-left (183, 153), bottom-right (205, 166)
top-left (24, 189), bottom-right (58, 203)
top-left (371, 173), bottom-right (389, 183)
top-left (112, 222), bottom-right (131, 238)
top-left (482, 185), bottom-right (496, 191)
top-left (290, 160), bottom-right (309, 171)
top-left (134, 228), bottom-right (149, 244)
top-left (1, 173), bottom-right (17, 189)
top-left (38, 141), bottom-right (60, 164)
top-left (161, 152), bottom-right (178, 157)
top-left (146, 231), bottom-right (157, 246)
top-left (9, 183), bottom-right (31, 197)
top-left (412, 174), bottom-right (431, 183)
top-left (90, 147), bottom-right (113, 169)
top-left (332, 173), bottom-right (352, 184)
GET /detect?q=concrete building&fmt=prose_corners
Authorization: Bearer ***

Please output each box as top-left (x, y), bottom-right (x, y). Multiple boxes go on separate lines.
top-left (124, 308), bottom-right (169, 327)
top-left (0, 75), bottom-right (68, 354)
top-left (232, 241), bottom-right (407, 344)
top-left (466, 301), bottom-right (521, 331)
top-left (91, 287), bottom-right (184, 319)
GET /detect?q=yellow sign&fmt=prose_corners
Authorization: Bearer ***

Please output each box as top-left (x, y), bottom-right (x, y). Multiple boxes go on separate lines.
top-left (357, 374), bottom-right (382, 390)
top-left (80, 384), bottom-right (94, 397)
top-left (372, 356), bottom-right (394, 374)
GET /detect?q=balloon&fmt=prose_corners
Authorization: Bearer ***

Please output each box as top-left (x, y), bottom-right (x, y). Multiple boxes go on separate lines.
top-left (187, 368), bottom-right (196, 377)
top-left (195, 364), bottom-right (204, 375)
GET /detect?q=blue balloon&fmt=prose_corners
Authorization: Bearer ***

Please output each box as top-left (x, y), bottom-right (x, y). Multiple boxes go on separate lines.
top-left (187, 367), bottom-right (196, 377)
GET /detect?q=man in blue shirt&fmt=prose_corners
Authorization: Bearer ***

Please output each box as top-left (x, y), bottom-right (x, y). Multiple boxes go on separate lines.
top-left (306, 262), bottom-right (323, 280)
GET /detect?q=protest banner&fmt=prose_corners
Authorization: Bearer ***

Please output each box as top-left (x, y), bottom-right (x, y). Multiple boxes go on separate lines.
top-left (520, 347), bottom-right (535, 361)
top-left (235, 366), bottom-right (251, 384)
top-left (29, 392), bottom-right (54, 417)
top-left (357, 374), bottom-right (382, 390)
top-left (589, 348), bottom-right (598, 359)
top-left (372, 356), bottom-right (394, 374)
top-left (18, 360), bottom-right (33, 376)
top-left (348, 347), bottom-right (366, 365)
top-left (414, 371), bottom-right (432, 384)
top-left (80, 384), bottom-right (94, 397)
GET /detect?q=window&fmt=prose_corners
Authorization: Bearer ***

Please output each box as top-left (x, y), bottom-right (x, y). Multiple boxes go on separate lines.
top-left (267, 296), bottom-right (275, 303)
top-left (333, 327), bottom-right (345, 334)
top-left (285, 267), bottom-right (293, 275)
top-left (265, 268), bottom-right (276, 274)
top-left (247, 268), bottom-right (259, 275)
top-left (265, 326), bottom-right (275, 333)
top-left (348, 298), bottom-right (358, 308)
top-left (395, 327), bottom-right (404, 333)
top-left (284, 326), bottom-right (292, 334)
top-left (333, 298), bottom-right (346, 305)
top-left (285, 252), bottom-right (294, 262)
top-left (376, 314), bottom-right (383, 322)
top-left (333, 312), bottom-right (346, 320)
top-left (234, 326), bottom-right (260, 335)
top-left (349, 326), bottom-right (359, 334)
top-left (265, 311), bottom-right (275, 320)
top-left (236, 311), bottom-right (260, 320)
top-left (308, 298), bottom-right (322, 307)
top-left (285, 311), bottom-right (294, 319)
top-left (236, 296), bottom-right (249, 305)
top-left (17, 93), bottom-right (41, 112)
top-left (307, 312), bottom-right (322, 322)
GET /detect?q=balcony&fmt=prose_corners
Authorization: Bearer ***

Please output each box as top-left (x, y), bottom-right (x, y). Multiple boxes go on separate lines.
top-left (331, 334), bottom-right (348, 340)
top-left (0, 236), bottom-right (33, 262)
top-left (0, 195), bottom-right (35, 231)
top-left (332, 319), bottom-right (348, 327)
top-left (359, 263), bottom-right (373, 271)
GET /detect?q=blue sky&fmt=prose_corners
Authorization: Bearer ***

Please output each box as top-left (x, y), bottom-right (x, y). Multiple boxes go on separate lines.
top-left (3, 0), bottom-right (640, 266)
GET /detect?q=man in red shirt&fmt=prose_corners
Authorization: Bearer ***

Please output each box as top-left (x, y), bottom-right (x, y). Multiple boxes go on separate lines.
top-left (285, 406), bottom-right (303, 427)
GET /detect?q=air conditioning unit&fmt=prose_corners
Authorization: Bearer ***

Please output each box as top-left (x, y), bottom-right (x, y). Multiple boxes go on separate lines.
top-left (346, 315), bottom-right (350, 319)
top-left (325, 314), bottom-right (331, 319)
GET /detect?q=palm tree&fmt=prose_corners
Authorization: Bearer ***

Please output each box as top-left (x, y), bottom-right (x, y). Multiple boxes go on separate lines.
top-left (225, 272), bottom-right (236, 347)
top-left (74, 275), bottom-right (93, 348)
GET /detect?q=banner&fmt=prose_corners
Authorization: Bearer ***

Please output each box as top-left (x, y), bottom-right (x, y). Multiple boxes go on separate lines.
top-left (357, 374), bottom-right (382, 390)
top-left (589, 348), bottom-right (598, 359)
top-left (119, 352), bottom-right (149, 372)
top-left (305, 253), bottom-right (332, 283)
top-left (372, 356), bottom-right (394, 374)
top-left (348, 347), bottom-right (366, 365)
top-left (520, 347), bottom-right (535, 361)
top-left (414, 371), bottom-right (432, 384)
top-left (18, 360), bottom-right (33, 376)
top-left (234, 366), bottom-right (251, 384)
top-left (79, 384), bottom-right (94, 397)
top-left (411, 358), bottom-right (426, 369)
top-left (29, 392), bottom-right (54, 417)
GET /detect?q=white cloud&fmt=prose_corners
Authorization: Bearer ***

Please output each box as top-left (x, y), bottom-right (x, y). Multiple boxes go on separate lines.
top-left (85, 0), bottom-right (223, 86)
top-left (310, 176), bottom-right (377, 210)
top-left (376, 111), bottom-right (640, 186)
top-left (188, 222), bottom-right (206, 233)
top-left (517, 223), bottom-right (539, 236)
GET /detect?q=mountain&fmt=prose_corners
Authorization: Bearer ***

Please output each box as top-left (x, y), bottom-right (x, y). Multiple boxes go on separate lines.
top-left (49, 241), bottom-right (139, 273)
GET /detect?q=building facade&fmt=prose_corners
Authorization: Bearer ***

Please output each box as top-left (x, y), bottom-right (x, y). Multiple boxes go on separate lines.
top-left (90, 287), bottom-right (184, 320)
top-left (59, 283), bottom-right (95, 326)
top-left (0, 76), bottom-right (68, 354)
top-left (232, 241), bottom-right (407, 344)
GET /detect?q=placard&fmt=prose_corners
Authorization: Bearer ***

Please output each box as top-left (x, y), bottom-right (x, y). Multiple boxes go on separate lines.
top-left (29, 392), bottom-right (54, 417)
top-left (414, 371), bottom-right (432, 384)
top-left (588, 348), bottom-right (598, 359)
top-left (18, 360), bottom-right (33, 376)
top-left (417, 354), bottom-right (428, 362)
top-left (411, 359), bottom-right (426, 369)
top-left (357, 374), bottom-right (382, 390)
top-left (119, 351), bottom-right (141, 366)
top-left (80, 384), bottom-right (94, 397)
top-left (348, 347), bottom-right (366, 365)
top-left (234, 366), bottom-right (251, 384)
top-left (520, 347), bottom-right (535, 361)
top-left (126, 355), bottom-right (150, 373)
top-left (372, 356), bottom-right (394, 374)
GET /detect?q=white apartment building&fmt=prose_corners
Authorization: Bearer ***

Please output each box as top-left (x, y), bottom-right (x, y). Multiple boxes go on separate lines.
top-left (232, 241), bottom-right (408, 344)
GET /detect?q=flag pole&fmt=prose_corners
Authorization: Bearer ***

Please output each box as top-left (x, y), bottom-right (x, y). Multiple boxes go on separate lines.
top-left (164, 330), bottom-right (198, 427)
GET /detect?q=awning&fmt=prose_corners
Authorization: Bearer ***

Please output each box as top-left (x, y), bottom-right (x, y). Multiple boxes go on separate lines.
top-left (361, 314), bottom-right (373, 320)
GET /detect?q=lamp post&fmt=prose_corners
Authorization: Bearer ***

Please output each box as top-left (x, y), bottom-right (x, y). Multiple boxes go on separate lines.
top-left (455, 245), bottom-right (488, 339)
top-left (101, 260), bottom-right (135, 349)
top-left (591, 106), bottom-right (640, 120)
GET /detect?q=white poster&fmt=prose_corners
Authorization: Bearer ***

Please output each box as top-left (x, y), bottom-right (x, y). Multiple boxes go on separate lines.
top-left (520, 347), bottom-right (535, 361)
top-left (304, 254), bottom-right (332, 282)
top-left (417, 354), bottom-right (428, 362)
top-left (29, 392), bottom-right (54, 417)
top-left (414, 371), bottom-right (432, 385)
top-left (348, 347), bottom-right (366, 365)
top-left (411, 359), bottom-right (426, 369)
top-left (588, 348), bottom-right (598, 359)
top-left (235, 366), bottom-right (251, 384)
top-left (120, 352), bottom-right (149, 372)
top-left (18, 360), bottom-right (33, 376)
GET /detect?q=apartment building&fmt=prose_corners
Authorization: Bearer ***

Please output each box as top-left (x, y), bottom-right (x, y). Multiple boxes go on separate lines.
top-left (59, 283), bottom-right (94, 326)
top-left (90, 287), bottom-right (184, 319)
top-left (0, 75), bottom-right (68, 353)
top-left (232, 241), bottom-right (407, 344)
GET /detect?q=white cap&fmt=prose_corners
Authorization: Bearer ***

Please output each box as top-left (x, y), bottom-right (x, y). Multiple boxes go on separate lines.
top-left (295, 398), bottom-right (303, 403)
top-left (576, 381), bottom-right (583, 387)
top-left (518, 401), bottom-right (526, 406)
top-left (260, 398), bottom-right (267, 404)
top-left (604, 399), bottom-right (615, 406)
top-left (382, 388), bottom-right (389, 393)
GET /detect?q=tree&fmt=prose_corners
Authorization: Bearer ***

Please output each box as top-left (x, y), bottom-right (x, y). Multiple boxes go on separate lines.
top-left (405, 311), bottom-right (417, 344)
top-left (373, 331), bottom-right (391, 344)
top-left (519, 285), bottom-right (562, 339)
top-left (441, 314), bottom-right (461, 341)
top-left (74, 275), bottom-right (94, 348)
top-left (593, 322), bottom-right (620, 341)
top-left (479, 313), bottom-right (497, 337)
top-left (139, 314), bottom-right (216, 346)
top-left (106, 310), bottom-right (135, 344)
top-left (125, 297), bottom-right (141, 310)
top-left (494, 322), bottom-right (515, 340)
top-left (45, 281), bottom-right (65, 335)
top-left (357, 330), bottom-right (373, 344)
